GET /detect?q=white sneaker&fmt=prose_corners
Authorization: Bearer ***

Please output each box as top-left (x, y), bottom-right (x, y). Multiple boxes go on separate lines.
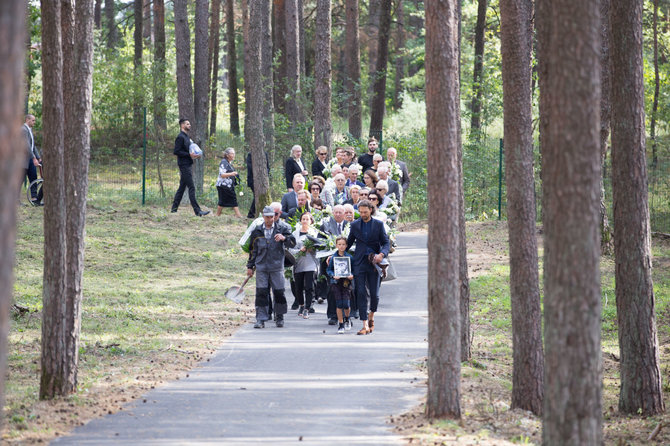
top-left (344, 320), bottom-right (352, 330)
top-left (337, 326), bottom-right (345, 334)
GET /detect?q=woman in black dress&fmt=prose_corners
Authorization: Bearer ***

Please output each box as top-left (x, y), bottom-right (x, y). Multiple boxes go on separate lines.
top-left (312, 146), bottom-right (329, 177)
top-left (216, 148), bottom-right (243, 217)
top-left (285, 144), bottom-right (309, 190)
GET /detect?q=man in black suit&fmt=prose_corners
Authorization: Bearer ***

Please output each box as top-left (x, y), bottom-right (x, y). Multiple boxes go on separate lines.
top-left (357, 137), bottom-right (379, 173)
top-left (246, 150), bottom-right (270, 218)
top-left (346, 200), bottom-right (390, 335)
top-left (280, 174), bottom-right (306, 219)
top-left (171, 118), bottom-right (209, 216)
top-left (320, 205), bottom-right (350, 324)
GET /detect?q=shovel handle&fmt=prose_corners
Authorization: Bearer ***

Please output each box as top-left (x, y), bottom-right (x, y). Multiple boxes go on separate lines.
top-left (238, 274), bottom-right (252, 290)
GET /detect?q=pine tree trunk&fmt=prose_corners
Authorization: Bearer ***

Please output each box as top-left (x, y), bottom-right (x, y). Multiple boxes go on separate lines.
top-left (209, 0), bottom-right (221, 136)
top-left (285, 0), bottom-right (301, 125)
top-left (94, 0), bottom-right (102, 28)
top-left (273, 0), bottom-right (287, 114)
top-left (425, 0), bottom-right (461, 420)
top-left (500, 0), bottom-right (543, 416)
top-left (143, 0), bottom-right (152, 42)
top-left (369, 0), bottom-right (393, 136)
top-left (261, 0), bottom-right (275, 153)
top-left (40, 0), bottom-right (68, 400)
top-left (153, 0), bottom-right (167, 132)
top-left (345, 0), bottom-right (362, 139)
top-left (174, 0), bottom-right (195, 122)
top-left (610, 0), bottom-right (665, 417)
top-left (314, 0), bottom-right (332, 151)
top-left (599, 0), bottom-right (613, 255)
top-left (193, 0), bottom-right (209, 194)
top-left (226, 0), bottom-right (240, 135)
top-left (133, 0), bottom-right (144, 130)
top-left (651, 0), bottom-right (660, 169)
top-left (367, 0), bottom-right (381, 94)
top-left (469, 0), bottom-right (487, 135)
top-left (0, 0), bottom-right (27, 420)
top-left (393, 0), bottom-right (405, 110)
top-left (105, 0), bottom-right (117, 50)
top-left (248, 0), bottom-right (272, 211)
top-left (537, 0), bottom-right (603, 442)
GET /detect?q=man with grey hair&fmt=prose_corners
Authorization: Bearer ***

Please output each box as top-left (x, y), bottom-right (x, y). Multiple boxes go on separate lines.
top-left (22, 114), bottom-right (42, 205)
top-left (386, 147), bottom-right (410, 193)
top-left (247, 206), bottom-right (296, 328)
top-left (377, 163), bottom-right (402, 204)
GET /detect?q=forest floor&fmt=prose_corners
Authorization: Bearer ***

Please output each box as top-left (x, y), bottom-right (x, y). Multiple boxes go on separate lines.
top-left (393, 221), bottom-right (670, 445)
top-left (4, 209), bottom-right (670, 445)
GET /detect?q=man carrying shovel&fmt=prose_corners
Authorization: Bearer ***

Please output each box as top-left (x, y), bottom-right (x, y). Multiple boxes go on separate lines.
top-left (247, 206), bottom-right (296, 328)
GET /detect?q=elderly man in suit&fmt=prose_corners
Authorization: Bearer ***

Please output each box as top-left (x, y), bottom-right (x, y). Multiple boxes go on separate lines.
top-left (281, 174), bottom-right (307, 219)
top-left (346, 199), bottom-right (390, 335)
top-left (386, 147), bottom-right (410, 194)
top-left (376, 163), bottom-right (402, 204)
top-left (23, 114), bottom-right (42, 205)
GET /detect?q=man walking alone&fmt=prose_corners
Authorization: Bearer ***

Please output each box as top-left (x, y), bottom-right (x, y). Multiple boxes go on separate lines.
top-left (171, 118), bottom-right (209, 216)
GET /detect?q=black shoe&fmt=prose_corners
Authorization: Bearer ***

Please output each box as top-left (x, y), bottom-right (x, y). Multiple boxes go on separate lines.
top-left (291, 302), bottom-right (299, 310)
top-left (171, 208), bottom-right (178, 213)
top-left (318, 298), bottom-right (324, 304)
top-left (328, 318), bottom-right (338, 326)
top-left (308, 307), bottom-right (315, 314)
top-left (253, 320), bottom-right (265, 329)
top-left (31, 200), bottom-right (43, 207)
top-left (196, 210), bottom-right (210, 217)
top-left (276, 316), bottom-right (284, 328)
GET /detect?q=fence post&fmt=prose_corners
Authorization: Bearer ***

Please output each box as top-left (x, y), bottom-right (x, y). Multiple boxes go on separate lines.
top-left (498, 138), bottom-right (503, 220)
top-left (142, 107), bottom-right (147, 205)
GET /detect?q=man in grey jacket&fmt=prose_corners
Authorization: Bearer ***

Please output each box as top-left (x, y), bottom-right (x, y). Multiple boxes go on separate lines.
top-left (247, 206), bottom-right (296, 328)
top-left (23, 114), bottom-right (42, 205)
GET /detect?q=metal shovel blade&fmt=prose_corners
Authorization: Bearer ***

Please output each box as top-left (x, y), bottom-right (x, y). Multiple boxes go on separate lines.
top-left (224, 275), bottom-right (252, 304)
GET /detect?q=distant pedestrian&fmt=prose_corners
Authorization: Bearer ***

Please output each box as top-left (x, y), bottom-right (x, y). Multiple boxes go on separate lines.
top-left (215, 147), bottom-right (242, 218)
top-left (22, 114), bottom-right (42, 205)
top-left (171, 118), bottom-right (209, 216)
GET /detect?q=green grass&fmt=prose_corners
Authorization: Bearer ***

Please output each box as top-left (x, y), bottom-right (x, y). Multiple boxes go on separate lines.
top-left (7, 201), bottom-right (253, 442)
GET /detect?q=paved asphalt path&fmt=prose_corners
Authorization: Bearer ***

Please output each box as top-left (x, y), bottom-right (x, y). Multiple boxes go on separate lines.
top-left (53, 233), bottom-right (428, 445)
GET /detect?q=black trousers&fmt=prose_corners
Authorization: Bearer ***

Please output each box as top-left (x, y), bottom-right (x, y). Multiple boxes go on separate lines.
top-left (24, 162), bottom-right (40, 201)
top-left (294, 271), bottom-right (315, 309)
top-left (172, 164), bottom-right (201, 214)
top-left (247, 186), bottom-right (256, 218)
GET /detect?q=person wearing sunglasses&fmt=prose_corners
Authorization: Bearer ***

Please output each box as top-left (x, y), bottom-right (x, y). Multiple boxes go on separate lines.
top-left (312, 146), bottom-right (329, 178)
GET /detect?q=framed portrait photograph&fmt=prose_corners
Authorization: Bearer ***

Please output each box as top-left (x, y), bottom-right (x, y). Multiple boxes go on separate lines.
top-left (333, 256), bottom-right (351, 277)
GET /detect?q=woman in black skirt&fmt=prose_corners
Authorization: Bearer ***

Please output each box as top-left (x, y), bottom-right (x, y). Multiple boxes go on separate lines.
top-left (216, 147), bottom-right (243, 217)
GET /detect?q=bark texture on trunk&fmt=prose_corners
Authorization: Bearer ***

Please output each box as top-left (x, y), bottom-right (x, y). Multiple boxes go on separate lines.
top-left (393, 0), bottom-right (405, 110)
top-left (651, 0), bottom-right (660, 169)
top-left (537, 0), bottom-right (603, 442)
top-left (105, 0), bottom-right (117, 49)
top-left (153, 0), bottom-right (167, 132)
top-left (261, 0), bottom-right (275, 153)
top-left (369, 0), bottom-right (393, 135)
top-left (248, 0), bottom-right (271, 211)
top-left (284, 0), bottom-right (301, 124)
top-left (133, 0), bottom-right (144, 129)
top-left (0, 0), bottom-right (27, 419)
top-left (345, 0), bottom-right (362, 139)
top-left (313, 0), bottom-right (332, 151)
top-left (209, 0), bottom-right (221, 136)
top-left (599, 0), bottom-right (613, 255)
top-left (40, 0), bottom-right (68, 399)
top-left (500, 0), bottom-right (543, 416)
top-left (469, 0), bottom-right (487, 134)
top-left (40, 0), bottom-right (94, 400)
top-left (273, 0), bottom-right (287, 114)
top-left (226, 0), bottom-right (240, 135)
top-left (174, 0), bottom-right (195, 121)
top-left (425, 0), bottom-right (461, 420)
top-left (610, 0), bottom-right (665, 417)
top-left (193, 0), bottom-right (209, 194)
